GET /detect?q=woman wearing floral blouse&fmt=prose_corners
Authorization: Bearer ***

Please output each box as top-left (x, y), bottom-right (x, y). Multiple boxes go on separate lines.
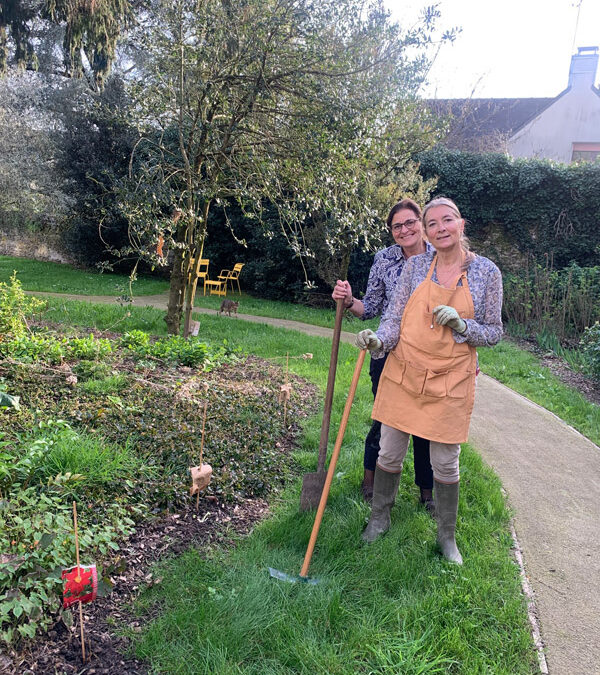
top-left (332, 198), bottom-right (434, 509)
top-left (355, 196), bottom-right (503, 564)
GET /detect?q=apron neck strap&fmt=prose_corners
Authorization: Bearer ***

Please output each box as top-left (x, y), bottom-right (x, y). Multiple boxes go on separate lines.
top-left (428, 254), bottom-right (469, 290)
top-left (425, 255), bottom-right (437, 280)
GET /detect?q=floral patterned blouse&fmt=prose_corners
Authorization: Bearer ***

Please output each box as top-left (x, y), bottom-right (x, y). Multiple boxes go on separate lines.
top-left (373, 249), bottom-right (503, 357)
top-left (361, 242), bottom-right (434, 320)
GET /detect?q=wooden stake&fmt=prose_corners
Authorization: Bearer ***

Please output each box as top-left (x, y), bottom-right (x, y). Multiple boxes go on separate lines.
top-left (72, 501), bottom-right (86, 663)
top-left (196, 399), bottom-right (208, 510)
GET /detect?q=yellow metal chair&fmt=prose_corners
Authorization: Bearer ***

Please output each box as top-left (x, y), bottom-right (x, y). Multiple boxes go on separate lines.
top-left (217, 263), bottom-right (244, 295)
top-left (204, 277), bottom-right (227, 296)
top-left (188, 258), bottom-right (210, 294)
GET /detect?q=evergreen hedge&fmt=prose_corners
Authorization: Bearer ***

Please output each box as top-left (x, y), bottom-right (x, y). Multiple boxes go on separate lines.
top-left (416, 148), bottom-right (600, 268)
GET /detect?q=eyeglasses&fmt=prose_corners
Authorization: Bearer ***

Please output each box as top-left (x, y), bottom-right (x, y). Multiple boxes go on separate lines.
top-left (391, 218), bottom-right (419, 233)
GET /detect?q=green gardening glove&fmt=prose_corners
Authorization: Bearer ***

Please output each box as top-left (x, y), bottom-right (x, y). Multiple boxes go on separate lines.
top-left (355, 329), bottom-right (382, 351)
top-left (433, 305), bottom-right (467, 334)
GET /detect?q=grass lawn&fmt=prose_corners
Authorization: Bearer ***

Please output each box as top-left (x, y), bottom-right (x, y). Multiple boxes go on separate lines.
top-left (127, 313), bottom-right (535, 673)
top-left (1, 255), bottom-right (378, 330)
top-left (0, 256), bottom-right (169, 296)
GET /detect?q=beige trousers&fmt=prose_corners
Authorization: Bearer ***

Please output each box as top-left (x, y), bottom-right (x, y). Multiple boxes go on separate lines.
top-left (377, 424), bottom-right (461, 484)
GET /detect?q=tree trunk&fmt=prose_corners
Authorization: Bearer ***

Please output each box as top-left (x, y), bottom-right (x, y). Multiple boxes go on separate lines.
top-left (182, 201), bottom-right (210, 337)
top-left (339, 247), bottom-right (352, 281)
top-left (165, 247), bottom-right (186, 335)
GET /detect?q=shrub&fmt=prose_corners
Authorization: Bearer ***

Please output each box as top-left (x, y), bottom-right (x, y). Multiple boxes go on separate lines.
top-left (417, 147), bottom-right (600, 269)
top-left (580, 322), bottom-right (600, 379)
top-left (0, 273), bottom-right (45, 340)
top-left (503, 262), bottom-right (600, 339)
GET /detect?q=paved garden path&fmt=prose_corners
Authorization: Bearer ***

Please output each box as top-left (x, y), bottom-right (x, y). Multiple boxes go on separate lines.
top-left (36, 291), bottom-right (600, 674)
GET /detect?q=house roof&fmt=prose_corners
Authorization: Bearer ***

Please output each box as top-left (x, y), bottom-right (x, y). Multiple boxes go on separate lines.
top-left (427, 97), bottom-right (556, 151)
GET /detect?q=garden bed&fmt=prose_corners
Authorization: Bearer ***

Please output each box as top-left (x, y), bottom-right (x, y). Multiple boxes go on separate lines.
top-left (0, 323), bottom-right (318, 673)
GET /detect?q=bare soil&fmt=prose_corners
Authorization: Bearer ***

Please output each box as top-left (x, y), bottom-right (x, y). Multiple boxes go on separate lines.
top-left (3, 499), bottom-right (271, 675)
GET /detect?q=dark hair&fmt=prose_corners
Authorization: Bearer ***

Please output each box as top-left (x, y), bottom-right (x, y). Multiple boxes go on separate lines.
top-left (386, 198), bottom-right (421, 229)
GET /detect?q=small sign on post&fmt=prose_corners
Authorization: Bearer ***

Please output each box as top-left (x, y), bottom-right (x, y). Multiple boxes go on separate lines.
top-left (62, 502), bottom-right (97, 663)
top-left (190, 320), bottom-right (200, 337)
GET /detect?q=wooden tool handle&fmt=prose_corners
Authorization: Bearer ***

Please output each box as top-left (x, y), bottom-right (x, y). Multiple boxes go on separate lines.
top-left (316, 298), bottom-right (345, 472)
top-left (300, 349), bottom-right (366, 579)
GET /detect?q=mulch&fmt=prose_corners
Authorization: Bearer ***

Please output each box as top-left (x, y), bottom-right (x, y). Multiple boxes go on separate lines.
top-left (3, 498), bottom-right (271, 675)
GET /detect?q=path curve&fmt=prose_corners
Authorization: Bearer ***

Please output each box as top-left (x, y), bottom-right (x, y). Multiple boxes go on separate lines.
top-left (33, 291), bottom-right (600, 674)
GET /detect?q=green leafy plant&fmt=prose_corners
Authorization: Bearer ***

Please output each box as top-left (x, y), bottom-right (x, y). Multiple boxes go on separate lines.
top-left (0, 487), bottom-right (134, 643)
top-left (0, 273), bottom-right (45, 340)
top-left (65, 334), bottom-right (112, 360)
top-left (580, 322), bottom-right (600, 379)
top-left (127, 334), bottom-right (235, 369)
top-left (0, 388), bottom-right (20, 411)
top-left (0, 334), bottom-right (65, 364)
top-left (120, 330), bottom-right (151, 349)
top-left (0, 421), bottom-right (144, 643)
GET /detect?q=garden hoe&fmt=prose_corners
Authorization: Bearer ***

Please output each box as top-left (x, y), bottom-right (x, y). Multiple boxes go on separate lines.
top-left (299, 298), bottom-right (345, 511)
top-left (270, 349), bottom-right (366, 584)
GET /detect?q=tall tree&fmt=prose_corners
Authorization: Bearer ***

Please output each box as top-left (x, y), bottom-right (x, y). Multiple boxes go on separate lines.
top-left (115, 0), bottom-right (453, 335)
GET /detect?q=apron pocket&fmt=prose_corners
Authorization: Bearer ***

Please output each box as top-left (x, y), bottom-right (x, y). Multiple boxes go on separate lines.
top-left (383, 352), bottom-right (406, 384)
top-left (446, 370), bottom-right (473, 399)
top-left (423, 369), bottom-right (448, 398)
top-left (399, 360), bottom-right (427, 395)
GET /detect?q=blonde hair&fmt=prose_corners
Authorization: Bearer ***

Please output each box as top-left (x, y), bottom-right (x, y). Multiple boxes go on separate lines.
top-left (422, 196), bottom-right (474, 266)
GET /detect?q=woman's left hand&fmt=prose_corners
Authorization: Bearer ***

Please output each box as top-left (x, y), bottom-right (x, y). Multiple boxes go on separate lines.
top-left (433, 305), bottom-right (467, 334)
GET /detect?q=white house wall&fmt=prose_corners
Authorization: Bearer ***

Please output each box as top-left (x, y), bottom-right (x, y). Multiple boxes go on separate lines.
top-left (507, 87), bottom-right (600, 162)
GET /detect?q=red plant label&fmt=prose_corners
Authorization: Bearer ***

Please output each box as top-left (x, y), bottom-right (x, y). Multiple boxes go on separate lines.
top-left (62, 564), bottom-right (98, 608)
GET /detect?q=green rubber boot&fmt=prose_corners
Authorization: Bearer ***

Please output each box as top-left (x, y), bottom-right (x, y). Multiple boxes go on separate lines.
top-left (435, 480), bottom-right (463, 564)
top-left (361, 466), bottom-right (402, 543)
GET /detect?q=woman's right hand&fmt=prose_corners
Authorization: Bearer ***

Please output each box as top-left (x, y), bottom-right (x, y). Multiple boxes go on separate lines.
top-left (332, 280), bottom-right (353, 306)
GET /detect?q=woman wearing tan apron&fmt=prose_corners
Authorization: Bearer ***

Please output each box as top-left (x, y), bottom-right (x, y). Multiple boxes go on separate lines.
top-left (356, 197), bottom-right (503, 564)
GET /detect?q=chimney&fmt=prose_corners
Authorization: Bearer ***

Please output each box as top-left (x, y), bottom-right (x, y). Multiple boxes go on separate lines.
top-left (568, 46), bottom-right (599, 89)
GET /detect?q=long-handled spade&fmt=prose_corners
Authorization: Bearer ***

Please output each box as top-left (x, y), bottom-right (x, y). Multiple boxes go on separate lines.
top-left (270, 349), bottom-right (366, 584)
top-left (299, 298), bottom-right (345, 511)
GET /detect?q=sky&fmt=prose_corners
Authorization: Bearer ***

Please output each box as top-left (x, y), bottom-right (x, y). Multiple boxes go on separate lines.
top-left (384, 0), bottom-right (600, 98)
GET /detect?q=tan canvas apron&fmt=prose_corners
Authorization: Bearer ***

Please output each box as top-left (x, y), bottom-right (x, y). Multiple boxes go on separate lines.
top-left (372, 257), bottom-right (477, 444)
